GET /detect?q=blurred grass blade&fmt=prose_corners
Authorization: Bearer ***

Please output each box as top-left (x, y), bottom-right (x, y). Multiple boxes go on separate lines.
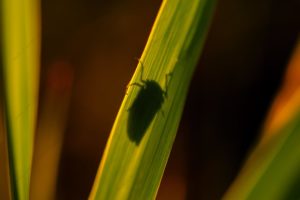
top-left (262, 39), bottom-right (300, 142)
top-left (223, 39), bottom-right (300, 200)
top-left (89, 0), bottom-right (216, 199)
top-left (1, 0), bottom-right (41, 199)
top-left (30, 62), bottom-right (73, 200)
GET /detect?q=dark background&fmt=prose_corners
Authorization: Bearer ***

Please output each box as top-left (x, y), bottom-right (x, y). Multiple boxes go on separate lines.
top-left (35, 0), bottom-right (299, 199)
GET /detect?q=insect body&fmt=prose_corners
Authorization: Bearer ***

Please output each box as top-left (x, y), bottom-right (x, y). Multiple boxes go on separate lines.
top-left (127, 61), bottom-right (171, 144)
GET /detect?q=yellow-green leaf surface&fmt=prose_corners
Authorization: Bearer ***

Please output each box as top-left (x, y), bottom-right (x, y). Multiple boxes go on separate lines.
top-left (89, 0), bottom-right (216, 199)
top-left (1, 0), bottom-right (41, 199)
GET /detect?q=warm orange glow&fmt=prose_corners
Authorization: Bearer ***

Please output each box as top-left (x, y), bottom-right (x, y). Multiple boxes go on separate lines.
top-left (263, 39), bottom-right (300, 139)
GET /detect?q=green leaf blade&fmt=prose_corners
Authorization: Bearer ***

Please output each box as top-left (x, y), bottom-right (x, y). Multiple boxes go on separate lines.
top-left (89, 0), bottom-right (216, 199)
top-left (223, 109), bottom-right (300, 200)
top-left (1, 0), bottom-right (41, 199)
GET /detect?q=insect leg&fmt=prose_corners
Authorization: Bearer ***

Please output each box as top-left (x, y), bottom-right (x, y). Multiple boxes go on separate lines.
top-left (126, 82), bottom-right (144, 92)
top-left (126, 58), bottom-right (146, 94)
top-left (126, 81), bottom-right (144, 110)
top-left (128, 82), bottom-right (144, 87)
top-left (135, 57), bottom-right (146, 83)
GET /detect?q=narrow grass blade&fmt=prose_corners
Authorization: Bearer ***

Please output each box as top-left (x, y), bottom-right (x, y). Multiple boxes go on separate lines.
top-left (223, 40), bottom-right (300, 200)
top-left (89, 0), bottom-right (216, 199)
top-left (0, 0), bottom-right (41, 199)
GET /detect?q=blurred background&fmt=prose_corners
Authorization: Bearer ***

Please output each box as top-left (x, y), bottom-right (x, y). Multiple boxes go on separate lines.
top-left (18, 0), bottom-right (299, 199)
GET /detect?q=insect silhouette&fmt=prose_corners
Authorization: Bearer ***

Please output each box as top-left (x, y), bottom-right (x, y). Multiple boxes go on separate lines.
top-left (127, 60), bottom-right (172, 144)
